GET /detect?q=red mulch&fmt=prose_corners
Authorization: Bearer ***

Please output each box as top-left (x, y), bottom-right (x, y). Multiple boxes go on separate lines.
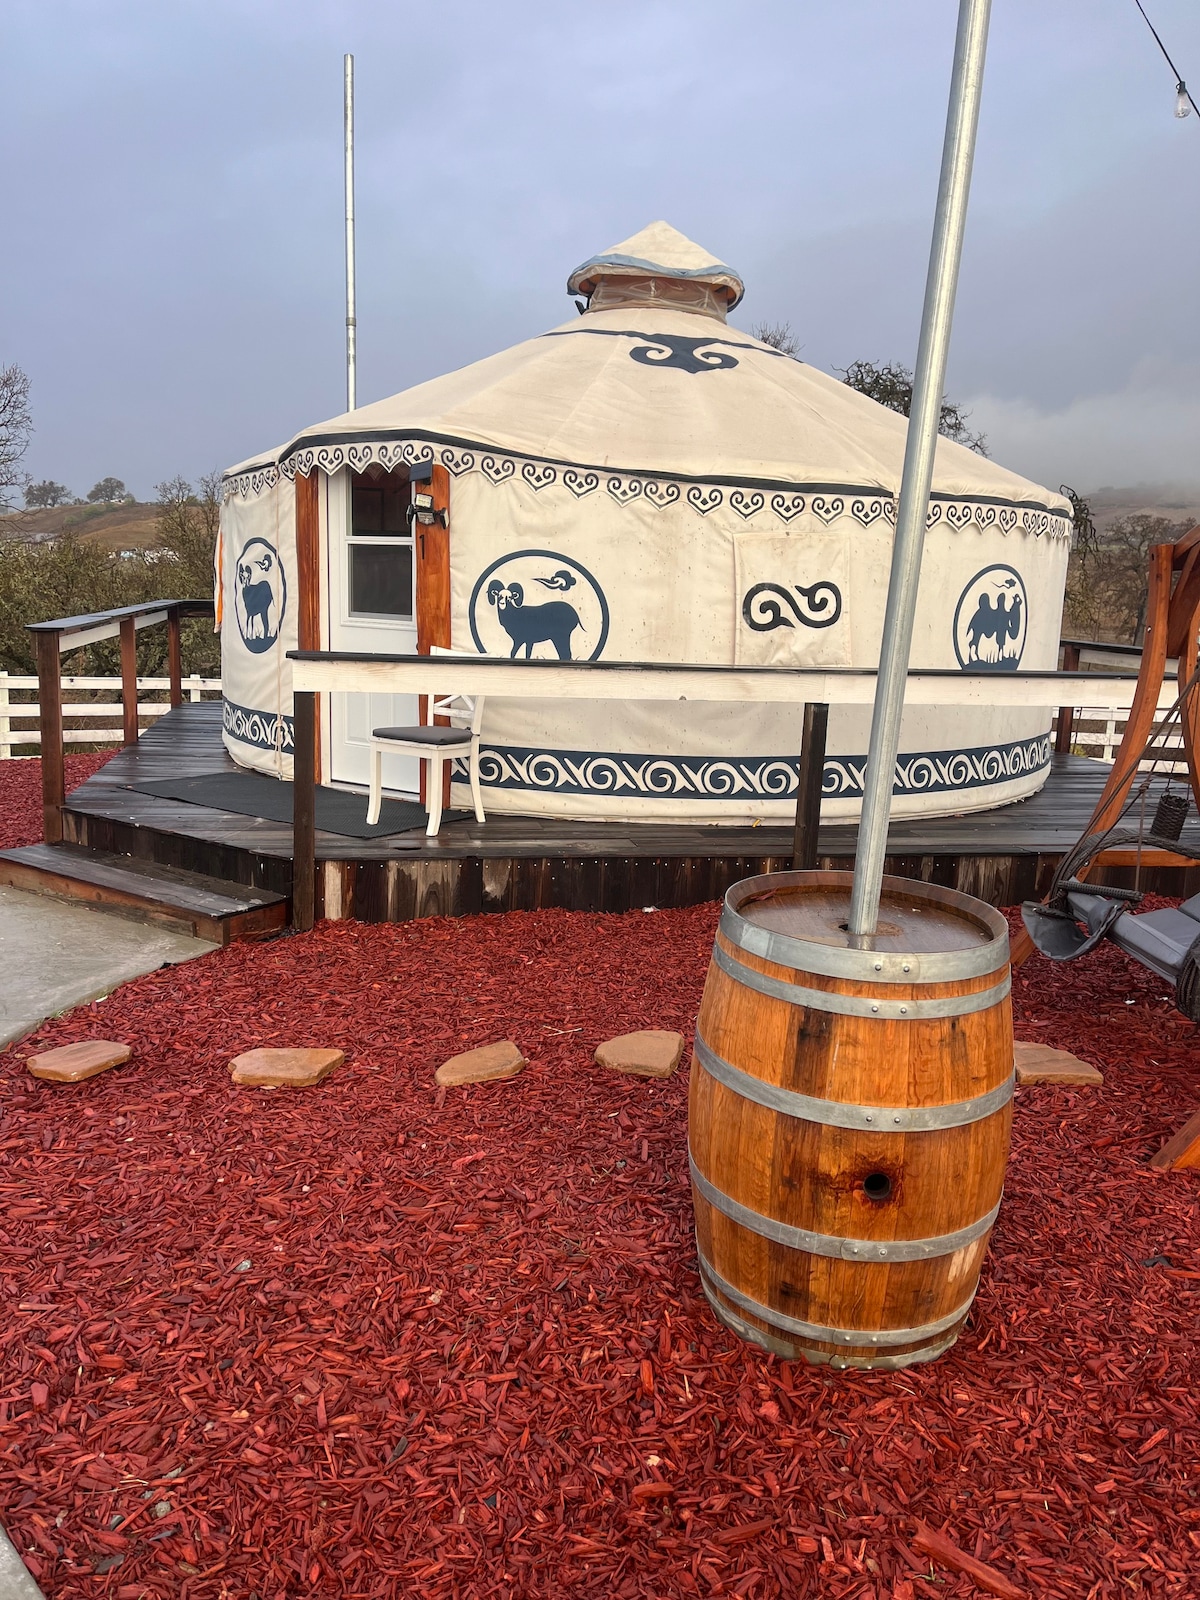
top-left (0, 753), bottom-right (112, 850)
top-left (0, 762), bottom-right (1197, 1597)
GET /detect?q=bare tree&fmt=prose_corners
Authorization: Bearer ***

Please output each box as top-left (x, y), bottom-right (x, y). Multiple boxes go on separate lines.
top-left (839, 358), bottom-right (988, 455)
top-left (751, 321), bottom-right (800, 357)
top-left (0, 364), bottom-right (33, 509)
top-left (1063, 514), bottom-right (1193, 644)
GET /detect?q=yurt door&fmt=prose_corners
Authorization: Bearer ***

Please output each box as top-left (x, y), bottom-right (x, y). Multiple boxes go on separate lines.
top-left (327, 467), bottom-right (420, 795)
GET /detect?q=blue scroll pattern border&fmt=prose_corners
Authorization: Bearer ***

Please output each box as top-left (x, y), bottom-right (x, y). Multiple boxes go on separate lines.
top-left (466, 734), bottom-right (1051, 801)
top-left (223, 698), bottom-right (294, 753)
top-left (222, 435), bottom-right (1071, 542)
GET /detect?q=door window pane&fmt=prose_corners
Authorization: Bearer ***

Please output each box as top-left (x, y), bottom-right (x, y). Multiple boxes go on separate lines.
top-left (350, 542), bottom-right (413, 618)
top-left (351, 475), bottom-right (409, 535)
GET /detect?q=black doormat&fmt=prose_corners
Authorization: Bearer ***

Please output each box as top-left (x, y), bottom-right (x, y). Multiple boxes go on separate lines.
top-left (127, 771), bottom-right (467, 840)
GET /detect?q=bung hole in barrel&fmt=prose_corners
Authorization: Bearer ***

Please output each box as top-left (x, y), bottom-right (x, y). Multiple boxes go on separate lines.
top-left (862, 1171), bottom-right (893, 1202)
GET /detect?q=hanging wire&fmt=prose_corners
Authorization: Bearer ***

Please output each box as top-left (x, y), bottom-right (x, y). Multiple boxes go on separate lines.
top-left (1132, 0), bottom-right (1199, 117)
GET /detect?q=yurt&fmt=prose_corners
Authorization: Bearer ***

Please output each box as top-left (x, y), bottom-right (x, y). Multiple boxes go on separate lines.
top-left (218, 221), bottom-right (1071, 823)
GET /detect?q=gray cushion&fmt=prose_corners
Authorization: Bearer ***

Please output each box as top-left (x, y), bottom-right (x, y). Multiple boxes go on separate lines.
top-left (1109, 908), bottom-right (1200, 982)
top-left (372, 724), bottom-right (472, 746)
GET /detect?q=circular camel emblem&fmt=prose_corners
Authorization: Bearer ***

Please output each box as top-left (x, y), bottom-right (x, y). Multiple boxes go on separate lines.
top-left (468, 549), bottom-right (609, 661)
top-left (234, 536), bottom-right (287, 656)
top-left (953, 562), bottom-right (1027, 671)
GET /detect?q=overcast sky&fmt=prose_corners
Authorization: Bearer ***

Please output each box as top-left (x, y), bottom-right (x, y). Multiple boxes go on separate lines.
top-left (2, 0), bottom-right (1197, 501)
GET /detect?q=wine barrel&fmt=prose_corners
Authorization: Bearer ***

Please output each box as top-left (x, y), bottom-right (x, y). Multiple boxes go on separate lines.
top-left (689, 870), bottom-right (1012, 1370)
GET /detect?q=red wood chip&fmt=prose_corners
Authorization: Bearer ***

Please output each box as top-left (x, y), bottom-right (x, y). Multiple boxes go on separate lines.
top-left (0, 774), bottom-right (1195, 1600)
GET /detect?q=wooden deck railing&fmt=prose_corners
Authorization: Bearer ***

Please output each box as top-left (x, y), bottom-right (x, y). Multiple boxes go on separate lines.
top-left (0, 673), bottom-right (221, 758)
top-left (28, 599), bottom-right (214, 843)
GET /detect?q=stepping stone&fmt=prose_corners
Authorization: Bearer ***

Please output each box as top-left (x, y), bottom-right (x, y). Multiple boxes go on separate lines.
top-left (229, 1048), bottom-right (344, 1088)
top-left (595, 1030), bottom-right (685, 1079)
top-left (436, 1040), bottom-right (525, 1086)
top-left (26, 1039), bottom-right (131, 1083)
top-left (1014, 1041), bottom-right (1103, 1086)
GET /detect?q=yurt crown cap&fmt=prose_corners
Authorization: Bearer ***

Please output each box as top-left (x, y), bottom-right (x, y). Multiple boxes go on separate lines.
top-left (567, 220), bottom-right (745, 311)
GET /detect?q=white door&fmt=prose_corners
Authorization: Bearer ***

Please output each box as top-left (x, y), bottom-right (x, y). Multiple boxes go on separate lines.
top-left (327, 466), bottom-right (420, 795)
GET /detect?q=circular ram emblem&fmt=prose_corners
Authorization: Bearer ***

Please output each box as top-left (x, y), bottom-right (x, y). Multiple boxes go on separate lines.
top-left (953, 563), bottom-right (1027, 671)
top-left (234, 537), bottom-right (287, 655)
top-left (468, 548), bottom-right (609, 661)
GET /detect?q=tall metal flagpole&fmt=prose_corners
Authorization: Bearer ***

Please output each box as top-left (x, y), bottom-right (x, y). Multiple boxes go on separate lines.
top-left (847, 0), bottom-right (992, 938)
top-left (344, 53), bottom-right (357, 412)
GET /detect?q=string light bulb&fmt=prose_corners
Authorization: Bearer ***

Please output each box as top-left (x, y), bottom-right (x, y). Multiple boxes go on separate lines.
top-left (1175, 80), bottom-right (1192, 118)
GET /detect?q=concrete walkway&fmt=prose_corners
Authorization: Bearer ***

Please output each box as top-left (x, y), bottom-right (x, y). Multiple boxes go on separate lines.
top-left (0, 1525), bottom-right (45, 1599)
top-left (0, 885), bottom-right (217, 1047)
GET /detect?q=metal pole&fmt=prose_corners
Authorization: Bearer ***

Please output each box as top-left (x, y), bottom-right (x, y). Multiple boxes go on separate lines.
top-left (847, 0), bottom-right (992, 938)
top-left (344, 53), bottom-right (356, 412)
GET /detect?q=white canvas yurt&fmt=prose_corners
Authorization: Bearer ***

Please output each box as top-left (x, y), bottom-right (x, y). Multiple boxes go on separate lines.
top-left (219, 222), bottom-right (1072, 822)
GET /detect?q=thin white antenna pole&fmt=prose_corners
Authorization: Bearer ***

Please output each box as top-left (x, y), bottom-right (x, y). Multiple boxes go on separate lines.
top-left (344, 53), bottom-right (356, 412)
top-left (847, 0), bottom-right (991, 938)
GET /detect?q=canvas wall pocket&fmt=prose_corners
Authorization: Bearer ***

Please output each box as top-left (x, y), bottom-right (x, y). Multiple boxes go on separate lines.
top-left (733, 532), bottom-right (851, 666)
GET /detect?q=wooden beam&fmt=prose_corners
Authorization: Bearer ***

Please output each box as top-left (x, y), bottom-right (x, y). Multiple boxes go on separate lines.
top-left (295, 469), bottom-right (323, 784)
top-left (167, 605), bottom-right (184, 707)
top-left (295, 469), bottom-right (322, 652)
top-left (414, 464), bottom-right (451, 807)
top-left (1078, 543), bottom-right (1174, 841)
top-left (791, 702), bottom-right (828, 871)
top-left (1055, 641), bottom-right (1080, 753)
top-left (288, 655), bottom-right (1141, 708)
top-left (292, 690), bottom-right (317, 932)
top-left (35, 630), bottom-right (64, 844)
top-left (1149, 1107), bottom-right (1200, 1171)
top-left (415, 464), bottom-right (451, 654)
top-left (119, 615), bottom-right (139, 746)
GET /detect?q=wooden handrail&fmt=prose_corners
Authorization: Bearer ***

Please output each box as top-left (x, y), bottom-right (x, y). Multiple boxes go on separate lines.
top-left (28, 598), bottom-right (215, 843)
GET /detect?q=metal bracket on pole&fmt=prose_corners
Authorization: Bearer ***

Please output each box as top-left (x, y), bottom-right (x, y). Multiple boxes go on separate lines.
top-left (847, 0), bottom-right (992, 939)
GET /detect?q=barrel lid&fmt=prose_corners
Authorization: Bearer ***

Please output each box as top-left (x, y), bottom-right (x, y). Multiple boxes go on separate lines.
top-left (723, 871), bottom-right (1009, 984)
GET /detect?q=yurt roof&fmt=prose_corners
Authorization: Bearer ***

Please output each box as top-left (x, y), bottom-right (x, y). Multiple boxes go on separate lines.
top-left (227, 224), bottom-right (1069, 522)
top-left (566, 220), bottom-right (745, 308)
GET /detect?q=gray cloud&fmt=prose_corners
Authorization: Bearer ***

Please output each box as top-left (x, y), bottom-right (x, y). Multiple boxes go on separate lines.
top-left (1, 0), bottom-right (1196, 498)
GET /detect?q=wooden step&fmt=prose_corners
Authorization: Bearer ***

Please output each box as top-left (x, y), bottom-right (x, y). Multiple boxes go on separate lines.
top-left (0, 843), bottom-right (289, 945)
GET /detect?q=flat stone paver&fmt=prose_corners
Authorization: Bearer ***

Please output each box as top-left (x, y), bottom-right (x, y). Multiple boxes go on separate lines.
top-left (436, 1041), bottom-right (526, 1086)
top-left (595, 1030), bottom-right (685, 1078)
top-left (230, 1047), bottom-right (345, 1087)
top-left (0, 885), bottom-right (217, 1047)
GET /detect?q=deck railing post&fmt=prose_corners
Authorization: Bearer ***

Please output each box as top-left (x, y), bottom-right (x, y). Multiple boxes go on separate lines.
top-left (1055, 641), bottom-right (1080, 754)
top-left (167, 606), bottom-right (184, 708)
top-left (35, 630), bottom-right (65, 842)
top-left (119, 616), bottom-right (139, 746)
top-left (0, 672), bottom-right (9, 762)
top-left (791, 702), bottom-right (829, 871)
top-left (292, 690), bottom-right (317, 931)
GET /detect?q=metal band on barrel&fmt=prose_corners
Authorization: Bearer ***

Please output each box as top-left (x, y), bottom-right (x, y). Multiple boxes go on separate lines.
top-left (712, 938), bottom-right (1010, 1020)
top-left (689, 1150), bottom-right (1000, 1262)
top-left (719, 898), bottom-right (1009, 985)
top-left (696, 1249), bottom-right (976, 1349)
top-left (693, 1033), bottom-right (1014, 1132)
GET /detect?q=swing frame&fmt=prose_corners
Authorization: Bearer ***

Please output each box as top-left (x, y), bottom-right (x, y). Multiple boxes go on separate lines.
top-left (1012, 525), bottom-right (1200, 969)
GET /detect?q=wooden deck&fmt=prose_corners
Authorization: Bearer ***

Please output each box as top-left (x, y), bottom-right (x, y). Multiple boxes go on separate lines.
top-left (58, 701), bottom-right (1200, 921)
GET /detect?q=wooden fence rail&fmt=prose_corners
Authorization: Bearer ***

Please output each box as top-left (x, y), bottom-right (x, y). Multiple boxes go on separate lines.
top-left (0, 674), bottom-right (221, 758)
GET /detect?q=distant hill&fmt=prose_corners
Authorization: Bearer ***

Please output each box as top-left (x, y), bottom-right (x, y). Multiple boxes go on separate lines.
top-left (0, 501), bottom-right (161, 552)
top-left (1084, 483), bottom-right (1200, 534)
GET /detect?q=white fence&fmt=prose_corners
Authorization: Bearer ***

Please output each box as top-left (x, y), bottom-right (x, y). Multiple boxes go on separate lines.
top-left (0, 673), bottom-right (221, 758)
top-left (1065, 686), bottom-right (1187, 770)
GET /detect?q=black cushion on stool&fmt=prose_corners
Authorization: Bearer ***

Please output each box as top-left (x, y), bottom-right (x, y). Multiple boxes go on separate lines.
top-left (372, 724), bottom-right (473, 745)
